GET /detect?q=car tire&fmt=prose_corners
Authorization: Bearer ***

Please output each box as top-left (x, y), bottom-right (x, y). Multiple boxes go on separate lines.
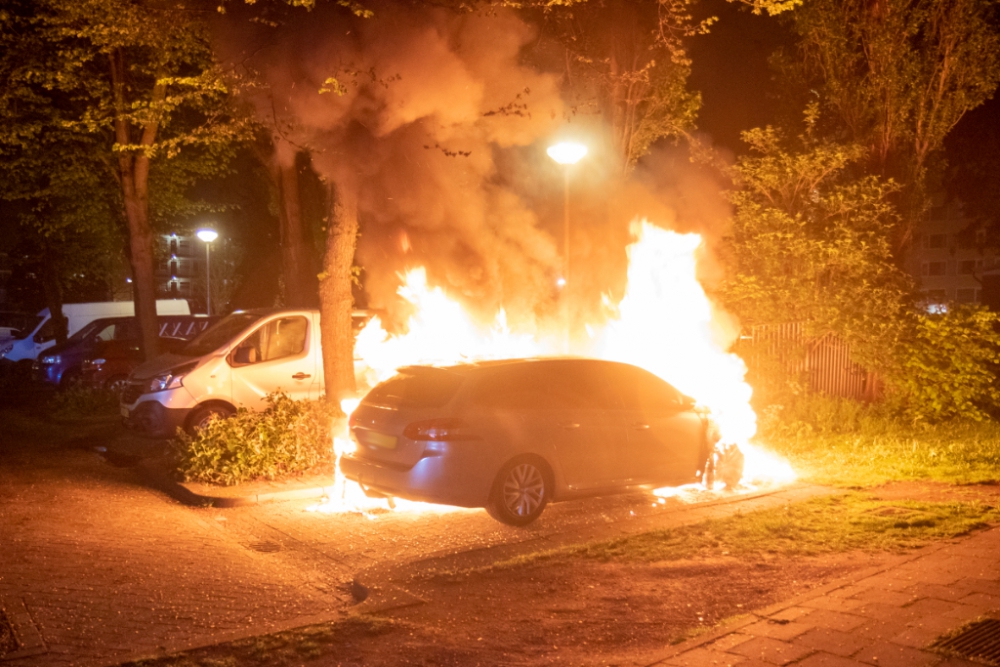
top-left (187, 404), bottom-right (235, 434)
top-left (716, 444), bottom-right (745, 488)
top-left (485, 456), bottom-right (552, 526)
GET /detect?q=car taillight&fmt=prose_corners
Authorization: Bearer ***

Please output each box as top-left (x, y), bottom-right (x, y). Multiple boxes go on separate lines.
top-left (403, 418), bottom-right (480, 441)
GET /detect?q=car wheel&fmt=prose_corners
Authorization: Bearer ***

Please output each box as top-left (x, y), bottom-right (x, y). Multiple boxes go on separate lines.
top-left (187, 404), bottom-right (234, 434)
top-left (485, 456), bottom-right (551, 526)
top-left (104, 375), bottom-right (128, 396)
top-left (716, 444), bottom-right (745, 488)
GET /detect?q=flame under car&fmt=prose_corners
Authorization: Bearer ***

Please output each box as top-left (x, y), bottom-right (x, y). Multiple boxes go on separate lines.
top-left (341, 357), bottom-right (734, 526)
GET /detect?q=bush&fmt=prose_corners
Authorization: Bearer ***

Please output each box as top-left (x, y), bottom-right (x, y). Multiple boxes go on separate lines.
top-left (884, 306), bottom-right (1000, 423)
top-left (50, 385), bottom-right (120, 420)
top-left (171, 393), bottom-right (341, 486)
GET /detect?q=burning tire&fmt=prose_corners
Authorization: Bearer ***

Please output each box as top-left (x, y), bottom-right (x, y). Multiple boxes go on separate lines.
top-left (716, 444), bottom-right (745, 488)
top-left (486, 456), bottom-right (551, 526)
top-left (704, 444), bottom-right (745, 490)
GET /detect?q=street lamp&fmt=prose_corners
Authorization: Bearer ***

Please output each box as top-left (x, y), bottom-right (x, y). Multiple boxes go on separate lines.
top-left (547, 141), bottom-right (587, 353)
top-left (546, 142), bottom-right (588, 290)
top-left (196, 228), bottom-right (218, 315)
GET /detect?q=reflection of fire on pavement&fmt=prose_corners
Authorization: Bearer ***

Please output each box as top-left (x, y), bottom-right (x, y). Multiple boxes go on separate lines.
top-left (307, 220), bottom-right (796, 518)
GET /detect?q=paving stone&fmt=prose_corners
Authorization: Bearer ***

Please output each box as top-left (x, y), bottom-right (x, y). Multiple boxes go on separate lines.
top-left (709, 633), bottom-right (755, 652)
top-left (801, 596), bottom-right (866, 613)
top-left (728, 637), bottom-right (813, 665)
top-left (955, 592), bottom-right (1000, 612)
top-left (792, 628), bottom-right (869, 657)
top-left (765, 606), bottom-right (814, 623)
top-left (739, 619), bottom-right (813, 641)
top-left (797, 609), bottom-right (867, 633)
top-left (848, 588), bottom-right (918, 607)
top-left (853, 640), bottom-right (939, 667)
top-left (793, 652), bottom-right (864, 667)
top-left (664, 647), bottom-right (747, 666)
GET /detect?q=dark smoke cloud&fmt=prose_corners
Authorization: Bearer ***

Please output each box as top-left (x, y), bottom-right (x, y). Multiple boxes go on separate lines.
top-left (219, 2), bottom-right (567, 328)
top-left (216, 2), bottom-right (734, 337)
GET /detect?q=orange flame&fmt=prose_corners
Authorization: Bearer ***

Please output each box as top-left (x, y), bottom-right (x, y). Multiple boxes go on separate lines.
top-left (307, 219), bottom-right (794, 516)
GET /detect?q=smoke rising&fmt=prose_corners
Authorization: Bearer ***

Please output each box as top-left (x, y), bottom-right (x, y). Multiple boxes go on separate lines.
top-left (217, 1), bottom-right (734, 338)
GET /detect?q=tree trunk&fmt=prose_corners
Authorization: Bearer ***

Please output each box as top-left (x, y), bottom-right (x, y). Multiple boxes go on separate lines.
top-left (120, 160), bottom-right (160, 361)
top-left (40, 245), bottom-right (67, 344)
top-left (318, 183), bottom-right (359, 405)
top-left (274, 156), bottom-right (315, 307)
top-left (110, 49), bottom-right (162, 361)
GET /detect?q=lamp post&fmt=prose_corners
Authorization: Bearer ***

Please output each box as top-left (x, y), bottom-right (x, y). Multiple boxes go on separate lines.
top-left (546, 141), bottom-right (587, 352)
top-left (546, 142), bottom-right (588, 290)
top-left (196, 229), bottom-right (218, 315)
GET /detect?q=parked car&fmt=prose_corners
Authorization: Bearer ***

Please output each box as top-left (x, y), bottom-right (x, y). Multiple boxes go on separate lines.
top-left (340, 358), bottom-right (740, 526)
top-left (80, 336), bottom-right (191, 394)
top-left (34, 315), bottom-right (216, 389)
top-left (121, 308), bottom-right (374, 438)
top-left (0, 300), bottom-right (190, 368)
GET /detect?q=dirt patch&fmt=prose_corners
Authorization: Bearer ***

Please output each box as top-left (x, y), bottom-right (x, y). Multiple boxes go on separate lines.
top-left (370, 551), bottom-right (886, 666)
top-left (868, 481), bottom-right (1000, 504)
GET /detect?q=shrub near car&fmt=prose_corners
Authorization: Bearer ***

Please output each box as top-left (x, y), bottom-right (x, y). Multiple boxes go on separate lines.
top-left (341, 358), bottom-right (729, 526)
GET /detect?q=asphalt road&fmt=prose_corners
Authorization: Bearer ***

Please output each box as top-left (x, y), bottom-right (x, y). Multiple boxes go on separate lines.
top-left (0, 417), bottom-right (814, 667)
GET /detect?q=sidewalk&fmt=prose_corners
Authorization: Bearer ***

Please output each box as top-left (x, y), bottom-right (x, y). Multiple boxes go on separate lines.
top-left (652, 525), bottom-right (1000, 667)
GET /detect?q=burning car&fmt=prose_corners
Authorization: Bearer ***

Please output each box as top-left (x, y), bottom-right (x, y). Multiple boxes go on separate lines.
top-left (341, 358), bottom-right (743, 526)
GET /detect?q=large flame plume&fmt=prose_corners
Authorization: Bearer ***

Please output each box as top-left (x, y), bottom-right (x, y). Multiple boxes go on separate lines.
top-left (310, 219), bottom-right (794, 517)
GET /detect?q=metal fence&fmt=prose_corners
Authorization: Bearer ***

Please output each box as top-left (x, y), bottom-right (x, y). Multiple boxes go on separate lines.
top-left (737, 323), bottom-right (880, 401)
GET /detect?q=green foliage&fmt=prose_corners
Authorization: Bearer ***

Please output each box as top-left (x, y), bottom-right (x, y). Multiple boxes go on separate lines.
top-left (721, 128), bottom-right (911, 360)
top-left (49, 386), bottom-right (120, 420)
top-left (885, 306), bottom-right (1000, 423)
top-left (760, 395), bottom-right (1000, 486)
top-left (171, 393), bottom-right (339, 486)
top-left (536, 0), bottom-right (706, 172)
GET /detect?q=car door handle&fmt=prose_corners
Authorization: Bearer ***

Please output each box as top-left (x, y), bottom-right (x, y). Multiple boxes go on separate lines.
top-left (631, 422), bottom-right (650, 430)
top-left (291, 372), bottom-right (311, 380)
top-left (560, 422), bottom-right (581, 429)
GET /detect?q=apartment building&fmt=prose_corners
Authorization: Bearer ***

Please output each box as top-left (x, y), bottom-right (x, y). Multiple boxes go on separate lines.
top-left (910, 201), bottom-right (998, 311)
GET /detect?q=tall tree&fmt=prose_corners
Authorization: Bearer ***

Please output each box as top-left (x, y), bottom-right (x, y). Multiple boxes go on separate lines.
top-left (535, 0), bottom-right (707, 173)
top-left (780, 0), bottom-right (1000, 252)
top-left (0, 0), bottom-right (248, 359)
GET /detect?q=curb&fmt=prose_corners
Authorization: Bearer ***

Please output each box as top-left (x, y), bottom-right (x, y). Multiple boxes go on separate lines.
top-left (136, 459), bottom-right (336, 508)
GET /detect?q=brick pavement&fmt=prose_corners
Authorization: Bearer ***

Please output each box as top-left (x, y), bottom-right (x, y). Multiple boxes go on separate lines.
top-left (653, 526), bottom-right (1000, 667)
top-left (3, 418), bottom-right (997, 667)
top-left (0, 432), bottom-right (351, 667)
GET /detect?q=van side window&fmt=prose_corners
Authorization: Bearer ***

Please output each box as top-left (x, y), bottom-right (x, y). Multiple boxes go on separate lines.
top-left (231, 317), bottom-right (307, 366)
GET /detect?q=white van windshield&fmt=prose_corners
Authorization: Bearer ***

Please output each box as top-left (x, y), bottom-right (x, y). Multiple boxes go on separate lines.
top-left (177, 313), bottom-right (264, 357)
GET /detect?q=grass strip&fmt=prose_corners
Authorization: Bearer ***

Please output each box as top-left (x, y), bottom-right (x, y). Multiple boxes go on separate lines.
top-left (766, 425), bottom-right (1000, 486)
top-left (492, 494), bottom-right (1000, 569)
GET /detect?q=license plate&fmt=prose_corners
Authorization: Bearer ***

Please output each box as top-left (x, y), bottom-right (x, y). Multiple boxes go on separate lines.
top-left (120, 406), bottom-right (130, 419)
top-left (361, 430), bottom-right (397, 450)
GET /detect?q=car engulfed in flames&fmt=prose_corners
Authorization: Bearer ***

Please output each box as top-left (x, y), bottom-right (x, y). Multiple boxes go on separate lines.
top-left (310, 220), bottom-right (795, 521)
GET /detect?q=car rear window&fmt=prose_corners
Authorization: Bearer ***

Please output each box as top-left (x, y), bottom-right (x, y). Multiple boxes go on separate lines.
top-left (468, 361), bottom-right (616, 410)
top-left (364, 370), bottom-right (465, 409)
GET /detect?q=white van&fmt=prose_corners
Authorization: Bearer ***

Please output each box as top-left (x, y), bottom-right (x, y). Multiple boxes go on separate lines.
top-left (0, 300), bottom-right (190, 364)
top-left (122, 308), bottom-right (375, 438)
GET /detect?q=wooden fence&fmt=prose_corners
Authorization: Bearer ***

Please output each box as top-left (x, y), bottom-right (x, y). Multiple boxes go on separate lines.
top-left (736, 323), bottom-right (881, 401)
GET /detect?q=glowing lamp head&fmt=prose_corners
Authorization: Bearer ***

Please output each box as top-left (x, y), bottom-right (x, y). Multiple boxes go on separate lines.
top-left (556, 277), bottom-right (567, 288)
top-left (547, 142), bottom-right (588, 165)
top-left (196, 229), bottom-right (218, 243)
